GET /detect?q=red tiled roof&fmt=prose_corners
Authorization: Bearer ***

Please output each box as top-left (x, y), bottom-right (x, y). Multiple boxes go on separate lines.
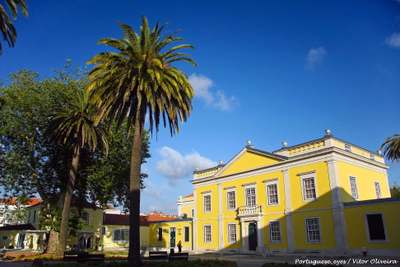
top-left (0, 198), bottom-right (42, 206)
top-left (103, 214), bottom-right (150, 226)
top-left (183, 194), bottom-right (193, 199)
top-left (0, 224), bottom-right (36, 231)
top-left (28, 198), bottom-right (104, 210)
top-left (146, 211), bottom-right (178, 222)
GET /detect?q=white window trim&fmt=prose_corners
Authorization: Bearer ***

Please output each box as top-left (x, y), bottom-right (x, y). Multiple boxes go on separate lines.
top-left (82, 211), bottom-right (91, 224)
top-left (244, 186), bottom-right (257, 207)
top-left (113, 228), bottom-right (129, 242)
top-left (203, 194), bottom-right (212, 213)
top-left (364, 212), bottom-right (389, 243)
top-left (100, 226), bottom-right (107, 236)
top-left (305, 216), bottom-right (322, 244)
top-left (183, 226), bottom-right (190, 243)
top-left (227, 223), bottom-right (237, 244)
top-left (268, 219), bottom-right (282, 244)
top-left (226, 189), bottom-right (237, 211)
top-left (157, 227), bottom-right (163, 242)
top-left (265, 180), bottom-right (280, 207)
top-left (374, 181), bottom-right (382, 199)
top-left (349, 176), bottom-right (359, 200)
top-left (204, 224), bottom-right (212, 243)
top-left (300, 174), bottom-right (318, 202)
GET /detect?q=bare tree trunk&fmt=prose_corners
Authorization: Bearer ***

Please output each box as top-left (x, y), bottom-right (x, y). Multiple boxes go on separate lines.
top-left (128, 106), bottom-right (143, 267)
top-left (56, 143), bottom-right (80, 256)
top-left (46, 229), bottom-right (59, 254)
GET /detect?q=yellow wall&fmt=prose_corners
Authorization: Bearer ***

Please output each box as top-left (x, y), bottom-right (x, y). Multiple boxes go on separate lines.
top-left (222, 152), bottom-right (282, 176)
top-left (293, 210), bottom-right (336, 249)
top-left (181, 196), bottom-right (194, 218)
top-left (338, 161), bottom-right (389, 202)
top-left (0, 230), bottom-right (18, 248)
top-left (289, 162), bottom-right (331, 211)
top-left (197, 184), bottom-right (219, 220)
top-left (198, 220), bottom-right (218, 249)
top-left (263, 214), bottom-right (287, 249)
top-left (149, 220), bottom-right (193, 248)
top-left (101, 224), bottom-right (149, 249)
top-left (345, 202), bottom-right (400, 250)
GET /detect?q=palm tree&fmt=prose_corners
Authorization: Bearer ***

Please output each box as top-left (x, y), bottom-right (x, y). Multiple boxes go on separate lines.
top-left (381, 134), bottom-right (400, 162)
top-left (86, 15), bottom-right (196, 266)
top-left (45, 88), bottom-right (108, 256)
top-left (0, 0), bottom-right (28, 54)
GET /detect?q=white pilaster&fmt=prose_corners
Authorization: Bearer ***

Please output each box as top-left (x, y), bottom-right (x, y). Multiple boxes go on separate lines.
top-left (193, 188), bottom-right (198, 251)
top-left (283, 169), bottom-right (295, 252)
top-left (327, 159), bottom-right (348, 254)
top-left (218, 183), bottom-right (224, 251)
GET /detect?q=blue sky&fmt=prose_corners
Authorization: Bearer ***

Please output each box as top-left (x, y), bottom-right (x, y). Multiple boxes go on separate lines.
top-left (1, 1), bottom-right (400, 214)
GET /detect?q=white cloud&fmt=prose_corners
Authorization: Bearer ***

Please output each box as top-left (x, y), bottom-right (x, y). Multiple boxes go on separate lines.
top-left (306, 47), bottom-right (327, 69)
top-left (385, 32), bottom-right (400, 48)
top-left (189, 73), bottom-right (214, 104)
top-left (142, 180), bottom-right (167, 201)
top-left (214, 91), bottom-right (239, 111)
top-left (189, 73), bottom-right (238, 111)
top-left (156, 146), bottom-right (217, 183)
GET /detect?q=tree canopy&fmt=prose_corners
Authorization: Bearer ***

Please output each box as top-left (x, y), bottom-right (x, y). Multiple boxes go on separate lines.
top-left (0, 62), bottom-right (151, 221)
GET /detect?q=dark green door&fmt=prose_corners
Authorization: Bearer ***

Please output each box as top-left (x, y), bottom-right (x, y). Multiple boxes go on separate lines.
top-left (170, 227), bottom-right (176, 247)
top-left (249, 223), bottom-right (257, 251)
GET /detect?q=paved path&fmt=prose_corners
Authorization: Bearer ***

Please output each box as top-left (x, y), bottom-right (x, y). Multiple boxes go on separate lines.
top-left (1, 252), bottom-right (400, 267)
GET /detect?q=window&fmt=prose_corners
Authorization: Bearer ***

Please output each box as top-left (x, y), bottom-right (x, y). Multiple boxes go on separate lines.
top-left (101, 226), bottom-right (107, 236)
top-left (204, 225), bottom-right (212, 243)
top-left (33, 210), bottom-right (37, 224)
top-left (375, 182), bottom-right (381, 199)
top-left (245, 188), bottom-right (256, 206)
top-left (227, 191), bottom-right (236, 210)
top-left (349, 176), bottom-right (358, 199)
top-left (184, 226), bottom-right (190, 242)
top-left (191, 209), bottom-right (194, 217)
top-left (365, 213), bottom-right (387, 242)
top-left (204, 195), bottom-right (211, 213)
top-left (157, 227), bottom-right (163, 242)
top-left (345, 143), bottom-right (352, 152)
top-left (305, 217), bottom-right (321, 243)
top-left (302, 177), bottom-right (317, 201)
top-left (27, 212), bottom-right (31, 223)
top-left (113, 228), bottom-right (129, 242)
top-left (1, 235), bottom-right (8, 241)
top-left (227, 224), bottom-right (237, 243)
top-left (269, 220), bottom-right (281, 243)
top-left (82, 212), bottom-right (90, 224)
top-left (267, 183), bottom-right (279, 206)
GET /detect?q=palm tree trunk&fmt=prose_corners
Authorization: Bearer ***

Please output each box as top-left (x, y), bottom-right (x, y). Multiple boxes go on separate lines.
top-left (128, 105), bottom-right (143, 267)
top-left (56, 142), bottom-right (80, 256)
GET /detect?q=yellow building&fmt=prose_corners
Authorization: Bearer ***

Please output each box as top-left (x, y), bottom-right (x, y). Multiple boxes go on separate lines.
top-left (151, 130), bottom-right (399, 256)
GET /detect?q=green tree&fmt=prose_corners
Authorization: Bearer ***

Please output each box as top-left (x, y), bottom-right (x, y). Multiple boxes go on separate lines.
top-left (87, 15), bottom-right (196, 266)
top-left (380, 134), bottom-right (400, 162)
top-left (0, 0), bottom-right (28, 54)
top-left (0, 64), bottom-right (151, 253)
top-left (45, 88), bottom-right (109, 256)
top-left (390, 182), bottom-right (400, 198)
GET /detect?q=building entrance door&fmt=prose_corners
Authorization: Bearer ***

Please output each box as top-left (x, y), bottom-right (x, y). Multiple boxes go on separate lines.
top-left (170, 227), bottom-right (176, 247)
top-left (249, 222), bottom-right (257, 251)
